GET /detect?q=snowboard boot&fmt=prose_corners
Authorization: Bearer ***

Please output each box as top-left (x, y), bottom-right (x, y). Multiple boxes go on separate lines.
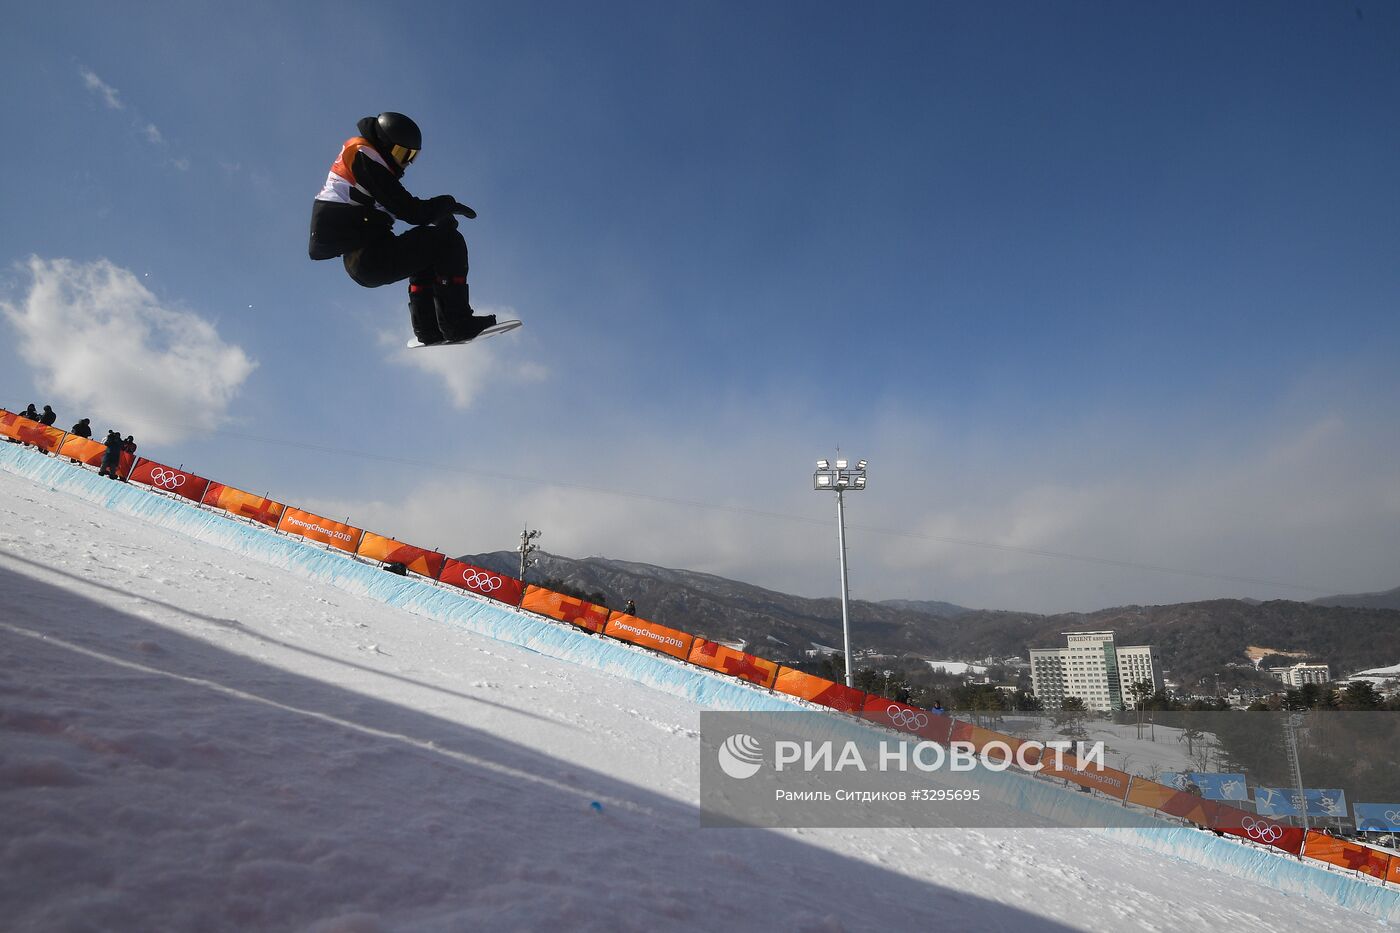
top-left (435, 276), bottom-right (496, 341)
top-left (409, 276), bottom-right (445, 345)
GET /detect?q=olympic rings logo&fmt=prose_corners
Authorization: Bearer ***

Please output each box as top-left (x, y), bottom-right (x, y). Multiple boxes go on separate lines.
top-left (886, 705), bottom-right (930, 731)
top-left (1240, 817), bottom-right (1285, 843)
top-left (148, 467), bottom-right (186, 489)
top-left (1387, 810), bottom-right (1400, 823)
top-left (452, 569), bottom-right (503, 592)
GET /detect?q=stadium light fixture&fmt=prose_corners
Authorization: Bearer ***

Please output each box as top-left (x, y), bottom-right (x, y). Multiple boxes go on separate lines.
top-left (812, 455), bottom-right (868, 688)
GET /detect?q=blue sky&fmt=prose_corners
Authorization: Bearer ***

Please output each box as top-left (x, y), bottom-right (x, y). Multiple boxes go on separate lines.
top-left (2, 1), bottom-right (1398, 613)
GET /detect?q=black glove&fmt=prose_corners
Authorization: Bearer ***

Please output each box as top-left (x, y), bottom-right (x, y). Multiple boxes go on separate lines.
top-left (426, 194), bottom-right (457, 225)
top-left (453, 201), bottom-right (477, 220)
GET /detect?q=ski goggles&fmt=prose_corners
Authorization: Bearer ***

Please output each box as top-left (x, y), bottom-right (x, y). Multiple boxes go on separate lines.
top-left (390, 144), bottom-right (419, 167)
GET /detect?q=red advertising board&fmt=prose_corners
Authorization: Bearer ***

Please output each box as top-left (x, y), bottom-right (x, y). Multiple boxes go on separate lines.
top-left (860, 696), bottom-right (954, 744)
top-left (1213, 805), bottom-right (1306, 856)
top-left (439, 559), bottom-right (524, 605)
top-left (127, 458), bottom-right (211, 503)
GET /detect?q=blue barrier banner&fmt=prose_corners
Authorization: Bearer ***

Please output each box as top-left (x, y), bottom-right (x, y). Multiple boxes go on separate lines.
top-left (1255, 786), bottom-right (1348, 818)
top-left (1161, 772), bottom-right (1248, 802)
top-left (1354, 803), bottom-right (1400, 832)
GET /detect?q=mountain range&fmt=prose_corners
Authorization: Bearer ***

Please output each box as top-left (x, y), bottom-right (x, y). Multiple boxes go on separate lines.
top-left (462, 551), bottom-right (1400, 687)
top-left (1311, 585), bottom-right (1400, 612)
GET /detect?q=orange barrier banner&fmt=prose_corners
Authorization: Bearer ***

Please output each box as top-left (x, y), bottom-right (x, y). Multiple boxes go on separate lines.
top-left (1157, 791), bottom-right (1221, 829)
top-left (1388, 854), bottom-right (1400, 885)
top-left (0, 412), bottom-right (65, 452)
top-left (940, 714), bottom-right (1030, 762)
top-left (439, 559), bottom-right (524, 605)
top-left (277, 507), bottom-right (364, 553)
top-left (204, 483), bottom-right (285, 527)
top-left (31, 425), bottom-right (66, 454)
top-left (1125, 779), bottom-right (1176, 811)
top-left (1213, 806), bottom-right (1305, 856)
top-left (603, 613), bottom-right (694, 660)
top-left (127, 458), bottom-right (211, 504)
top-left (860, 696), bottom-right (953, 744)
top-left (1303, 831), bottom-right (1390, 879)
top-left (772, 668), bottom-right (866, 713)
top-left (688, 639), bottom-right (779, 688)
top-left (964, 726), bottom-right (1035, 765)
top-left (357, 532), bottom-right (445, 579)
top-left (56, 434), bottom-right (108, 467)
top-left (520, 585), bottom-right (609, 632)
top-left (1041, 753), bottom-right (1132, 801)
top-left (0, 410), bottom-right (34, 442)
top-left (1128, 779), bottom-right (1226, 828)
top-left (944, 720), bottom-right (1038, 765)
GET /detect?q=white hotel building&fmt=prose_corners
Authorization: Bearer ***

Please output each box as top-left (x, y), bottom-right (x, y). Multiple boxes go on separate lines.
top-left (1267, 662), bottom-right (1331, 687)
top-left (1029, 631), bottom-right (1164, 712)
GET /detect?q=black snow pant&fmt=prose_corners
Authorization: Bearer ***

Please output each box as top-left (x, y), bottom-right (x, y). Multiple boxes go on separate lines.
top-left (342, 225), bottom-right (477, 342)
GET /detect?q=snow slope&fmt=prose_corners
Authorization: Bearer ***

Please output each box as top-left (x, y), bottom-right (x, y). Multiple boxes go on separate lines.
top-left (0, 447), bottom-right (1394, 931)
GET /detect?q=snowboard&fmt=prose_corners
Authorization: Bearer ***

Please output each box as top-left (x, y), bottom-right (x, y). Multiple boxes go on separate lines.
top-left (406, 319), bottom-right (522, 349)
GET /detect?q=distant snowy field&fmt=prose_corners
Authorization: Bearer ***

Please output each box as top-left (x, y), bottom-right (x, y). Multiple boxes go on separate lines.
top-left (925, 659), bottom-right (988, 676)
top-left (0, 459), bottom-right (1388, 931)
top-left (1348, 663), bottom-right (1400, 688)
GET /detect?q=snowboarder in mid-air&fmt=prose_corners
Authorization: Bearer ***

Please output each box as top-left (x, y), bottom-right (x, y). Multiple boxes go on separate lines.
top-left (308, 112), bottom-right (495, 345)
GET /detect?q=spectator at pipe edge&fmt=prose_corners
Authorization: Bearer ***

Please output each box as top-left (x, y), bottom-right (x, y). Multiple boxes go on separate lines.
top-left (65, 418), bottom-right (93, 462)
top-left (930, 701), bottom-right (946, 715)
top-left (8, 403), bottom-right (39, 445)
top-left (623, 599), bottom-right (636, 615)
top-left (122, 435), bottom-right (137, 455)
top-left (98, 430), bottom-right (124, 480)
top-left (39, 405), bottom-right (56, 426)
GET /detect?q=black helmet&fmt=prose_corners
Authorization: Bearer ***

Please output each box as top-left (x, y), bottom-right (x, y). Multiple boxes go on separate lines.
top-left (376, 112), bottom-right (422, 169)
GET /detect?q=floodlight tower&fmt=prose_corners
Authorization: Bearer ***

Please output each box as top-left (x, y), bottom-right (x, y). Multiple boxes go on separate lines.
top-left (813, 457), bottom-right (867, 687)
top-left (518, 526), bottom-right (542, 582)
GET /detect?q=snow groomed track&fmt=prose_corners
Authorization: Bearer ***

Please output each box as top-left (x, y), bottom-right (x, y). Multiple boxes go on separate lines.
top-left (1, 439), bottom-right (1397, 924)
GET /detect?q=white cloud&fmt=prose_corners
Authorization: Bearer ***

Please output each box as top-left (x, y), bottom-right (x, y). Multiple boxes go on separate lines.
top-left (0, 257), bottom-right (256, 445)
top-left (78, 66), bottom-right (186, 169)
top-left (296, 386), bottom-right (1400, 615)
top-left (382, 305), bottom-right (545, 409)
top-left (80, 68), bottom-right (123, 110)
